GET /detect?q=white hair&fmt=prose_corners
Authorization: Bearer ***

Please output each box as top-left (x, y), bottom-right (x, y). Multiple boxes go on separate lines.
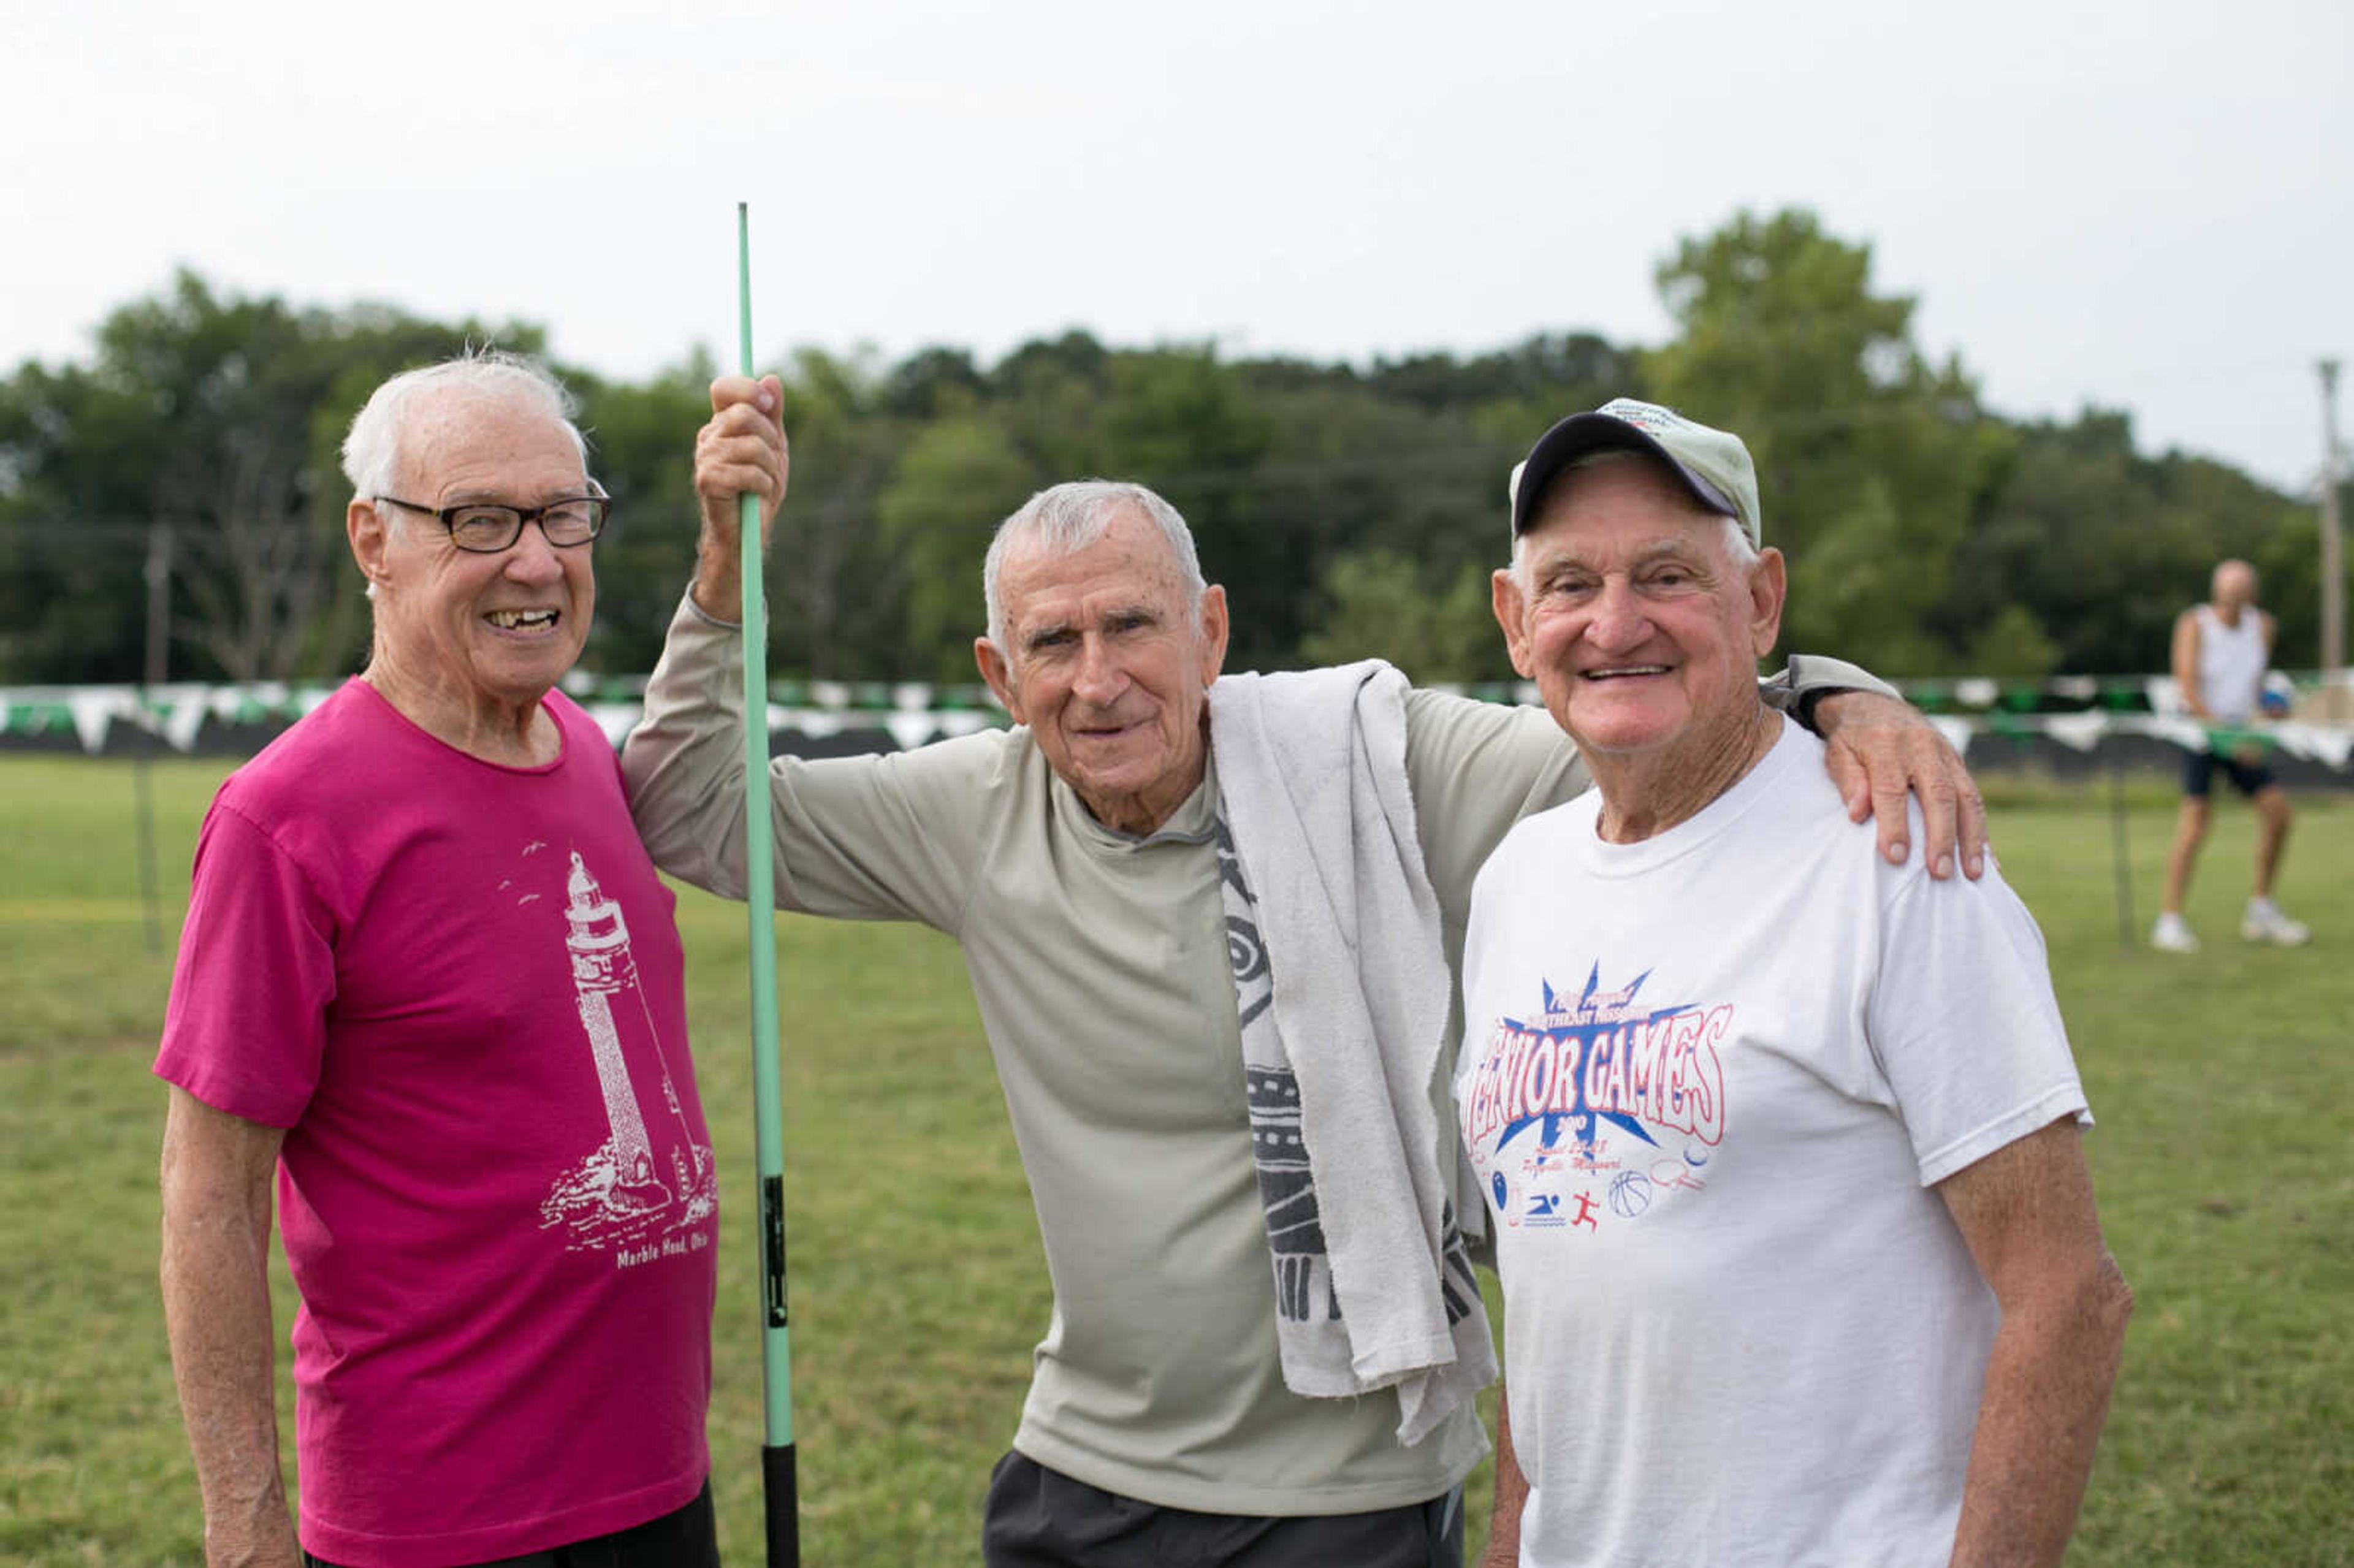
top-left (981, 481), bottom-right (1207, 650)
top-left (340, 346), bottom-right (588, 503)
top-left (1511, 449), bottom-right (1758, 582)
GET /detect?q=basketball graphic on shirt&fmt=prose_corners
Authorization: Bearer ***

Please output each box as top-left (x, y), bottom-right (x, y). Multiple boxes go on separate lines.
top-left (1609, 1170), bottom-right (1652, 1219)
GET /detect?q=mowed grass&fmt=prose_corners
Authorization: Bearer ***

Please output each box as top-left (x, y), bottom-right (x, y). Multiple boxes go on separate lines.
top-left (2, 755), bottom-right (2347, 1566)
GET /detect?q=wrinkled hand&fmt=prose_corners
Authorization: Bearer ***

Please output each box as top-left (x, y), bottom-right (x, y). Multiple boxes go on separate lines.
top-left (1815, 691), bottom-right (1987, 880)
top-left (690, 374), bottom-right (788, 619)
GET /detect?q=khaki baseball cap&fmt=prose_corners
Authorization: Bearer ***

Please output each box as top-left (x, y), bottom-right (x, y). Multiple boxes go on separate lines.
top-left (1508, 398), bottom-right (1762, 547)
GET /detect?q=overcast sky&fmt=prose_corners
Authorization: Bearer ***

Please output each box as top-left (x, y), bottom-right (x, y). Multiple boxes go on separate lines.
top-left (6, 0), bottom-right (2347, 491)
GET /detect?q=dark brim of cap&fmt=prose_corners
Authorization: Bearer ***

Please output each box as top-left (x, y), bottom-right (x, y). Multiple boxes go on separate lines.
top-left (1511, 412), bottom-right (1739, 536)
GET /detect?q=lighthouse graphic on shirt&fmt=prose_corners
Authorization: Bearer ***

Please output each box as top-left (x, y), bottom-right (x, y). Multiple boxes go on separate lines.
top-left (539, 851), bottom-right (717, 1255)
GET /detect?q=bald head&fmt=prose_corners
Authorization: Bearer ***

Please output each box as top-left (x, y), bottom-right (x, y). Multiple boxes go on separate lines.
top-left (2212, 559), bottom-right (2258, 613)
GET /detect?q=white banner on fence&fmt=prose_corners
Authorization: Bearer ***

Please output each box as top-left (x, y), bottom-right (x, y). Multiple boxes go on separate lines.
top-left (4, 682), bottom-right (2350, 769)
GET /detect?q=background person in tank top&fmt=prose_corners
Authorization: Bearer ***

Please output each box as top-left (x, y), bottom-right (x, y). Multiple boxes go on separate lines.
top-left (2152, 558), bottom-right (2309, 951)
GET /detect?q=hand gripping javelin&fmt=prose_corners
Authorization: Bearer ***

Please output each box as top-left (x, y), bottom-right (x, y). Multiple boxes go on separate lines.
top-left (735, 202), bottom-right (799, 1567)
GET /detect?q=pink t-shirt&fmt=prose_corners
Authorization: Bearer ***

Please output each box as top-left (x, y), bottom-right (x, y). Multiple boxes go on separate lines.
top-left (156, 681), bottom-right (717, 1567)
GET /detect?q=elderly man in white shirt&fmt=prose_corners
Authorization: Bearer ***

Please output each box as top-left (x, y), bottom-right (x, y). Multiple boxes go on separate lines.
top-left (1463, 400), bottom-right (2133, 1568)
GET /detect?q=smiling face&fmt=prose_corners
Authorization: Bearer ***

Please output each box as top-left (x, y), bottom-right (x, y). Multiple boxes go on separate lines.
top-left (1492, 454), bottom-right (1784, 764)
top-left (973, 508), bottom-right (1229, 837)
top-left (347, 389), bottom-right (595, 754)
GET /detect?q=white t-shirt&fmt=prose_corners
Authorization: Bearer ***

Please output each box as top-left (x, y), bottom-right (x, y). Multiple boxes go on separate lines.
top-left (1456, 717), bottom-right (2089, 1568)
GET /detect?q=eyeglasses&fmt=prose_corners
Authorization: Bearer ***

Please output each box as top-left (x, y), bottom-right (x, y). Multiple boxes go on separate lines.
top-left (376, 494), bottom-right (610, 554)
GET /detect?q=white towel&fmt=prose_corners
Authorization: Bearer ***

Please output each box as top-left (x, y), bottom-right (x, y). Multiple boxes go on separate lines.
top-left (1209, 661), bottom-right (1497, 1448)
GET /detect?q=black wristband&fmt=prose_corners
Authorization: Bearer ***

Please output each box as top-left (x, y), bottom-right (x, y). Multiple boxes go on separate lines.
top-left (1794, 685), bottom-right (1850, 735)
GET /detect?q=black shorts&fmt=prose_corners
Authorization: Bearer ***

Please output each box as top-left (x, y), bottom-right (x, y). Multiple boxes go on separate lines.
top-left (2182, 747), bottom-right (2276, 799)
top-left (303, 1480), bottom-right (718, 1568)
top-left (981, 1450), bottom-right (1462, 1568)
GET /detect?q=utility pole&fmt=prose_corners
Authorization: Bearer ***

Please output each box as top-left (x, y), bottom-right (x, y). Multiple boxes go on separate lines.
top-left (2320, 360), bottom-right (2345, 705)
top-left (133, 520), bottom-right (172, 954)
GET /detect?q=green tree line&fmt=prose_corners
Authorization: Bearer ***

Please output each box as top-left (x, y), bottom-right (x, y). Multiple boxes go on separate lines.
top-left (2, 209), bottom-right (2340, 690)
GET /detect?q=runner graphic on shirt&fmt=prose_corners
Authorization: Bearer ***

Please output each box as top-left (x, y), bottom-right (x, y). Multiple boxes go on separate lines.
top-left (1460, 964), bottom-right (1729, 1231)
top-left (539, 851), bottom-right (717, 1256)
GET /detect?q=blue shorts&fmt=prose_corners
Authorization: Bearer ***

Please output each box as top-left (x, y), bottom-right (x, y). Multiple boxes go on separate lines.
top-left (2182, 747), bottom-right (2275, 799)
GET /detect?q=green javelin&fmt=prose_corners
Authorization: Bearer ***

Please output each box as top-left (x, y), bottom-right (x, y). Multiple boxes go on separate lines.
top-left (736, 202), bottom-right (800, 1568)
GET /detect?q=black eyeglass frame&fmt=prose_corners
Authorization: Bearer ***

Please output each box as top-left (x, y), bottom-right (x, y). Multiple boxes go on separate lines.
top-left (374, 493), bottom-right (611, 553)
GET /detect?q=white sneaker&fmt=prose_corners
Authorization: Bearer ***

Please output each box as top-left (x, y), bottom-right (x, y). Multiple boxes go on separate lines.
top-left (2150, 914), bottom-right (2200, 953)
top-left (2241, 900), bottom-right (2311, 946)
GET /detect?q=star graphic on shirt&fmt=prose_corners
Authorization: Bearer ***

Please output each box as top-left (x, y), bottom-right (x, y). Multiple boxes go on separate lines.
top-left (1495, 965), bottom-right (1680, 1157)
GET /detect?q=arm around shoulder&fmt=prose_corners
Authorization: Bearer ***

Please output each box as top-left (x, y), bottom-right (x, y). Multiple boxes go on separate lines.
top-left (1772, 652), bottom-right (1899, 704)
top-left (1775, 653), bottom-right (1987, 880)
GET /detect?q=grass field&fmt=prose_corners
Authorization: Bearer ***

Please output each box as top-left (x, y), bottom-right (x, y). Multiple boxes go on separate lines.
top-left (2, 754), bottom-right (2348, 1566)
